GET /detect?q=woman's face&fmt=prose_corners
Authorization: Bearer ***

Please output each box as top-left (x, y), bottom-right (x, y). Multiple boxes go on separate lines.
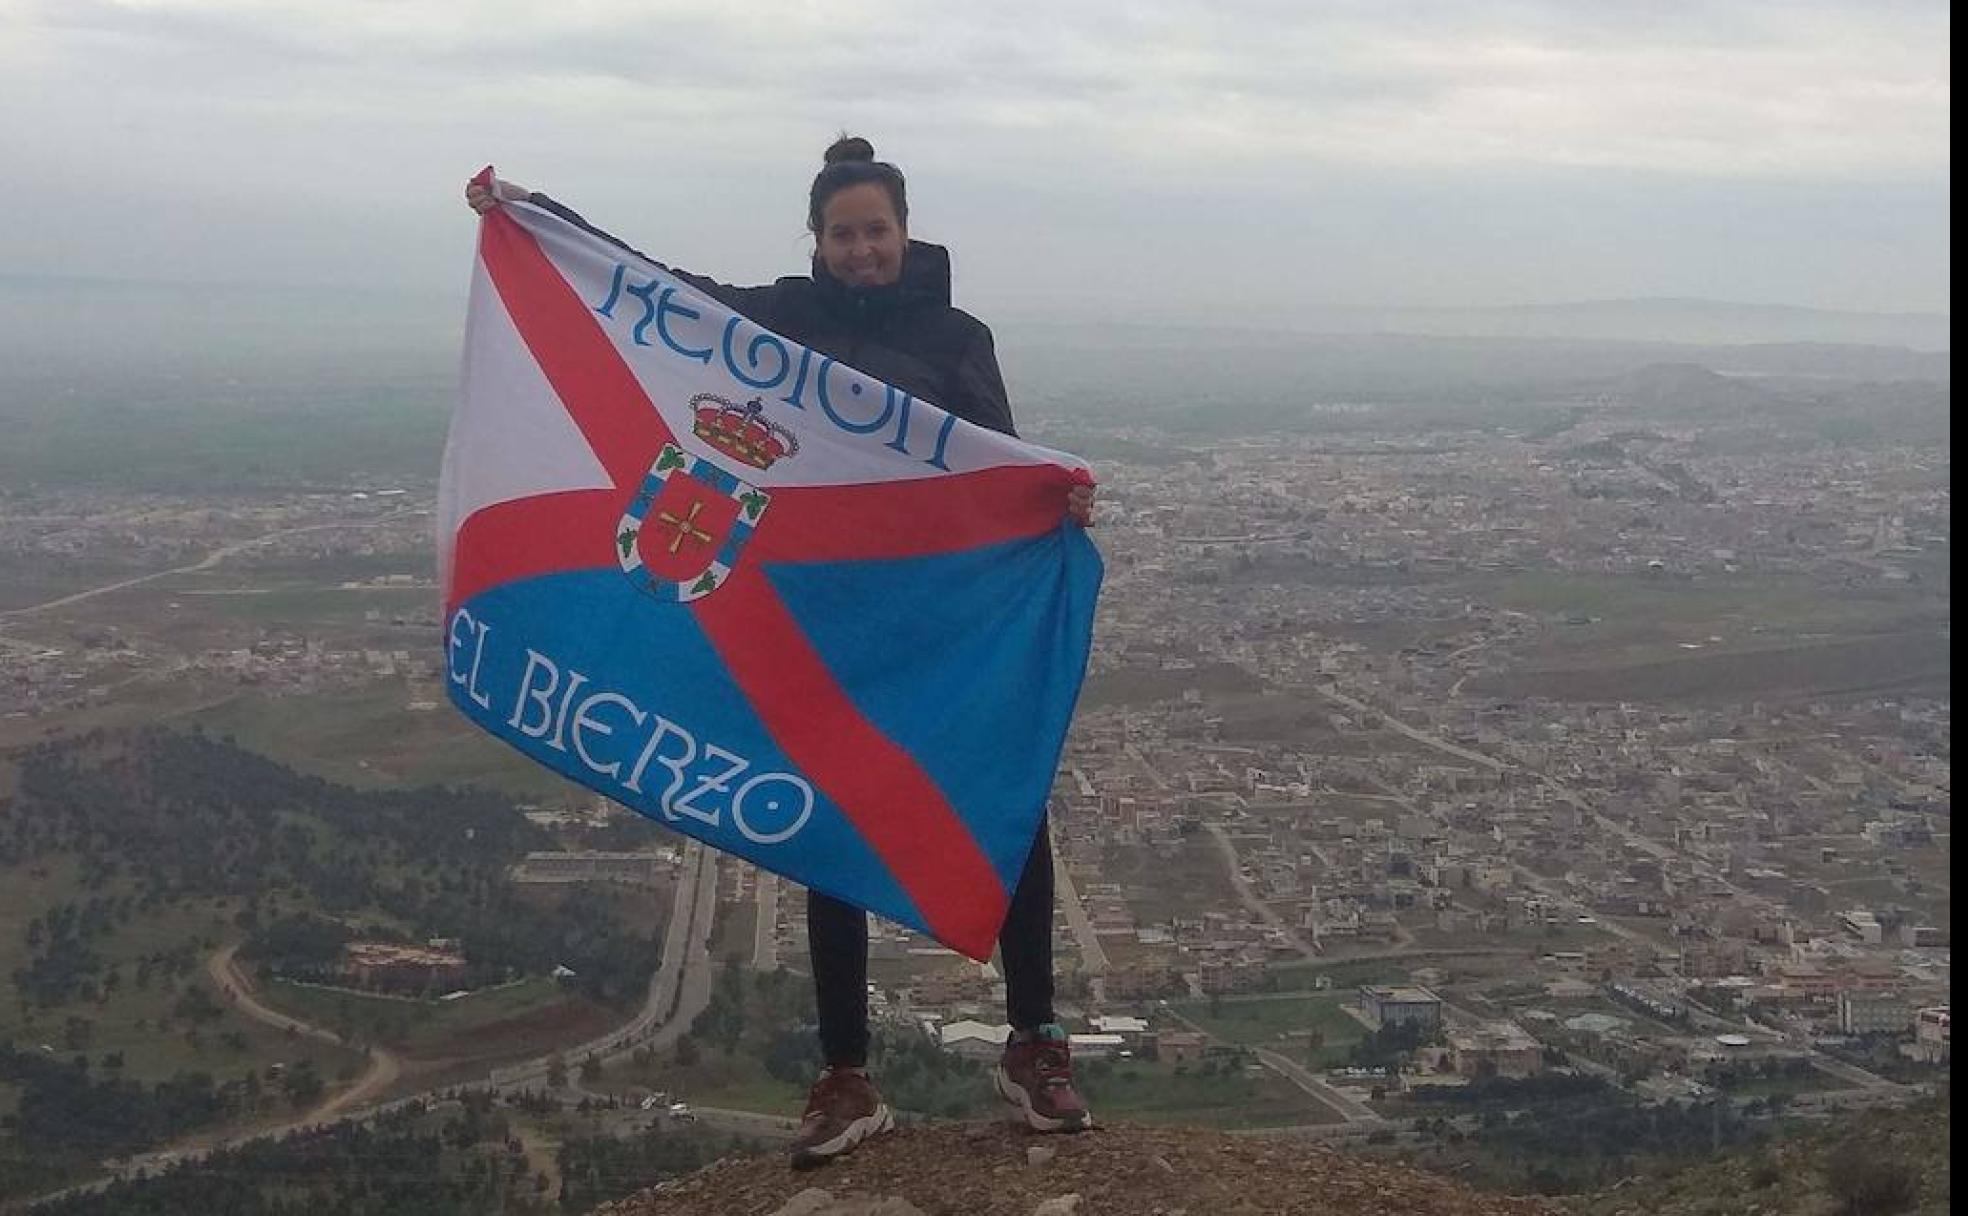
top-left (817, 183), bottom-right (906, 288)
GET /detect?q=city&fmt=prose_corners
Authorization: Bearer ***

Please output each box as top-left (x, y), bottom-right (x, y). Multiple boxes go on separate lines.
top-left (0, 384), bottom-right (1947, 1201)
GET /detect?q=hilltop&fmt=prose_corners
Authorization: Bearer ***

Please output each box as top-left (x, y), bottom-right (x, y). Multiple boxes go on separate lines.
top-left (596, 1122), bottom-right (1556, 1216)
top-left (1568, 1097), bottom-right (1950, 1216)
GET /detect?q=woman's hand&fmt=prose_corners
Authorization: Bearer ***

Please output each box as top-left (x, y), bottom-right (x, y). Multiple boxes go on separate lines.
top-left (465, 177), bottom-right (531, 215)
top-left (1067, 483), bottom-right (1097, 527)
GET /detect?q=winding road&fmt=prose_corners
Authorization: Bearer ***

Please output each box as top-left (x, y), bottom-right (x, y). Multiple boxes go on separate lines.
top-left (33, 842), bottom-right (722, 1210)
top-left (205, 944), bottom-right (403, 1124)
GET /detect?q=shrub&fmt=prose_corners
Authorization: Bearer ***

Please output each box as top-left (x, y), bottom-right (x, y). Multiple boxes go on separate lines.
top-left (1823, 1143), bottom-right (1918, 1216)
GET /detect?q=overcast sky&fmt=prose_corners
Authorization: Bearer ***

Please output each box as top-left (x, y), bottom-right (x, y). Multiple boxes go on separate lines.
top-left (1, 0), bottom-right (1951, 324)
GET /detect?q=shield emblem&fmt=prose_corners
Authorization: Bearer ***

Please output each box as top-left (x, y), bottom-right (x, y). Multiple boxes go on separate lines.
top-left (617, 443), bottom-right (771, 602)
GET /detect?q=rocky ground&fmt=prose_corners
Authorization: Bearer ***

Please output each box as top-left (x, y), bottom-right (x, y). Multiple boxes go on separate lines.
top-left (596, 1121), bottom-right (1558, 1216)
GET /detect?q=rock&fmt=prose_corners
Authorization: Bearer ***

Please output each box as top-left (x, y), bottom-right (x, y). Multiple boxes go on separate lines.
top-left (1032, 1196), bottom-right (1083, 1216)
top-left (768, 1190), bottom-right (836, 1216)
top-left (1027, 1145), bottom-right (1057, 1167)
top-left (766, 1193), bottom-right (926, 1216)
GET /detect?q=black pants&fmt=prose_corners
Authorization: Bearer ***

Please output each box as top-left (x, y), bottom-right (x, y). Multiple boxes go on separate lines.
top-left (809, 815), bottom-right (1056, 1068)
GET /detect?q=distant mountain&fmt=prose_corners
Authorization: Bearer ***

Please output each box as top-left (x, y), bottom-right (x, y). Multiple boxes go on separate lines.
top-left (1597, 362), bottom-right (1776, 412)
top-left (1003, 298), bottom-right (1948, 358)
top-left (1336, 298), bottom-right (1950, 352)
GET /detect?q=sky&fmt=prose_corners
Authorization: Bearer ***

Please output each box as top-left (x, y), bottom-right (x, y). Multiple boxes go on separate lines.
top-left (0, 0), bottom-right (1951, 325)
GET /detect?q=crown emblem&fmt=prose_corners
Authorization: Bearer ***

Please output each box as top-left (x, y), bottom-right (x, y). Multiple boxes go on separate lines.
top-left (690, 394), bottom-right (800, 471)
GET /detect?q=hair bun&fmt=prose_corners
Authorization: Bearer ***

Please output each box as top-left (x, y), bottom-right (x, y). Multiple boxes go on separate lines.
top-left (824, 135), bottom-right (876, 165)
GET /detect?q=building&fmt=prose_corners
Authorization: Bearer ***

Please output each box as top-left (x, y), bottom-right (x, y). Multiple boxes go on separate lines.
top-left (1069, 1032), bottom-right (1128, 1059)
top-left (340, 941), bottom-right (468, 991)
top-left (1912, 1007), bottom-right (1949, 1063)
top-left (1446, 1022), bottom-right (1544, 1079)
top-left (1839, 910), bottom-right (1885, 944)
top-left (1090, 1014), bottom-right (1150, 1045)
top-left (1837, 992), bottom-right (1913, 1036)
top-left (938, 1020), bottom-right (1012, 1060)
top-left (1360, 986), bottom-right (1443, 1032)
top-left (1104, 961), bottom-right (1184, 1001)
top-left (913, 964), bottom-right (996, 1006)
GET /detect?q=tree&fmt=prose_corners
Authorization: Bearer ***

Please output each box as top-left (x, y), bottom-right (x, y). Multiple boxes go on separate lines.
top-left (1823, 1144), bottom-right (1919, 1216)
top-left (579, 1053), bottom-right (603, 1084)
top-left (546, 1055), bottom-right (569, 1090)
top-left (284, 1059), bottom-right (325, 1109)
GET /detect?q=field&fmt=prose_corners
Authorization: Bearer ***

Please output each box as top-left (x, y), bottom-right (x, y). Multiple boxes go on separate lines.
top-left (257, 976), bottom-right (615, 1065)
top-left (1082, 661), bottom-right (1265, 709)
top-left (598, 1047), bottom-right (807, 1117)
top-left (1474, 630), bottom-right (1950, 704)
top-left (1463, 570), bottom-right (1950, 704)
top-left (1079, 1056), bottom-right (1346, 1128)
top-left (1258, 957), bottom-right (1414, 993)
top-left (1099, 839), bottom-right (1241, 924)
top-left (186, 685), bottom-right (581, 799)
top-left (0, 863), bottom-right (368, 1091)
top-left (1170, 994), bottom-right (1368, 1069)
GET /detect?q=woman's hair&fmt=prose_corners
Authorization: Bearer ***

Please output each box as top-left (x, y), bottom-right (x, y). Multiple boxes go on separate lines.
top-left (807, 135), bottom-right (908, 234)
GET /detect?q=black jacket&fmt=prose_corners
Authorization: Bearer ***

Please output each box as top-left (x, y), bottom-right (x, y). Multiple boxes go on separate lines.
top-left (528, 194), bottom-right (1017, 438)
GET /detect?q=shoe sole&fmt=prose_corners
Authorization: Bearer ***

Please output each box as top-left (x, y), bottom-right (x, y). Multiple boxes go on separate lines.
top-left (789, 1103), bottom-right (894, 1168)
top-left (994, 1066), bottom-right (1093, 1133)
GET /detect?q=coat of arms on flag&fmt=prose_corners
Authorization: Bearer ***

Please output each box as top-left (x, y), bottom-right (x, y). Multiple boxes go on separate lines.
top-left (617, 396), bottom-right (790, 602)
top-left (439, 171), bottom-right (1102, 960)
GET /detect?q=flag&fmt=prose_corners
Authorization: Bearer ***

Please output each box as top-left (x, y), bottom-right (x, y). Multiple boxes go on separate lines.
top-left (439, 172), bottom-right (1103, 960)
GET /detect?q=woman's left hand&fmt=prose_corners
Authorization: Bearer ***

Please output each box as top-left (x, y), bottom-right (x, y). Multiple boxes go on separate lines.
top-left (1067, 483), bottom-right (1097, 527)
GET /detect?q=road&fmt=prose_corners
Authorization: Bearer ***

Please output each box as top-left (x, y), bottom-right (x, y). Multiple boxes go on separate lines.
top-left (36, 841), bottom-right (723, 1209)
top-left (0, 510), bottom-right (423, 622)
top-left (204, 944), bottom-right (403, 1124)
top-left (1160, 1006), bottom-right (1382, 1125)
top-left (1050, 831), bottom-right (1109, 976)
top-left (1204, 823), bottom-right (1322, 963)
top-left (1251, 1047), bottom-right (1384, 1123)
top-left (495, 836), bottom-right (721, 1082)
top-left (751, 867), bottom-right (780, 971)
top-left (1125, 742), bottom-right (1172, 792)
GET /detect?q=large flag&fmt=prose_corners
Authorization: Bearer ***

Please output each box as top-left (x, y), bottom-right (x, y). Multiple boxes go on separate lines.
top-left (439, 172), bottom-right (1102, 960)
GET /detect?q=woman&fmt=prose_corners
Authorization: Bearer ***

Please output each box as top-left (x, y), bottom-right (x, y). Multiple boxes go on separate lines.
top-left (468, 137), bottom-right (1096, 1166)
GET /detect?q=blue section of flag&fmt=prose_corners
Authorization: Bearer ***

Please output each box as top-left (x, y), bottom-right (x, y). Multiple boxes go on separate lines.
top-left (763, 526), bottom-right (1104, 890)
top-left (449, 569), bottom-right (922, 928)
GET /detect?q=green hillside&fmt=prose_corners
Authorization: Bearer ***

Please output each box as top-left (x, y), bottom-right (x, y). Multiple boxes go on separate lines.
top-left (0, 730), bottom-right (665, 1196)
top-left (1568, 1096), bottom-right (1950, 1216)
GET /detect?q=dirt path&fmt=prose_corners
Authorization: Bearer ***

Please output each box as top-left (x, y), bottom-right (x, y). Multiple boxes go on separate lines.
top-left (1203, 823), bottom-right (1322, 963)
top-left (205, 943), bottom-right (403, 1124)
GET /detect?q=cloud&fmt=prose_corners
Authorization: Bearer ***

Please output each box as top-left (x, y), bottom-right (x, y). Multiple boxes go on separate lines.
top-left (0, 0), bottom-right (1950, 311)
top-left (11, 0), bottom-right (1950, 174)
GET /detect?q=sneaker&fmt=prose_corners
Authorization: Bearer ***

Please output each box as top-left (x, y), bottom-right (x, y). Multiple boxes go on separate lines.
top-left (995, 1023), bottom-right (1093, 1132)
top-left (789, 1068), bottom-right (894, 1168)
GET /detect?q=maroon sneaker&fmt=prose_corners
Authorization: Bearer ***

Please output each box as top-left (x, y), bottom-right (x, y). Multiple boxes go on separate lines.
top-left (790, 1068), bottom-right (894, 1168)
top-left (995, 1023), bottom-right (1093, 1132)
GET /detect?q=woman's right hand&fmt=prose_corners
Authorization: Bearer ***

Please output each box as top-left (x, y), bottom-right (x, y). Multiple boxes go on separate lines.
top-left (465, 177), bottom-right (530, 215)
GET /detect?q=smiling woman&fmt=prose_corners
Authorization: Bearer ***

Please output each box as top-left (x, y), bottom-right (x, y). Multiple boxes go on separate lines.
top-left (461, 134), bottom-right (1101, 1166)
